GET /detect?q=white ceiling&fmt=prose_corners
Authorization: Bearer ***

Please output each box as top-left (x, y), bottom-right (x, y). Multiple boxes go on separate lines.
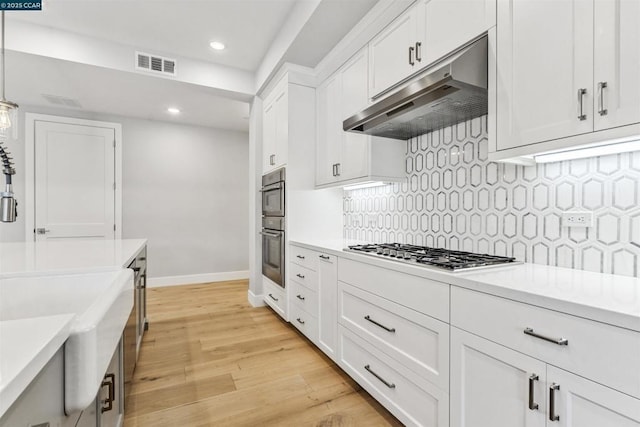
top-left (6, 0), bottom-right (379, 131)
top-left (10, 0), bottom-right (297, 71)
top-left (7, 51), bottom-right (250, 131)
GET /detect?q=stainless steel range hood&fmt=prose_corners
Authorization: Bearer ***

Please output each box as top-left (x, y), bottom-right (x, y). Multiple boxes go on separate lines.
top-left (343, 36), bottom-right (488, 140)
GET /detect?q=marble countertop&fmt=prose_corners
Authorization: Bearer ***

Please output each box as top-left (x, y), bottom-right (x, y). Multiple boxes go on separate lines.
top-left (0, 314), bottom-right (74, 417)
top-left (0, 239), bottom-right (147, 278)
top-left (290, 240), bottom-right (640, 332)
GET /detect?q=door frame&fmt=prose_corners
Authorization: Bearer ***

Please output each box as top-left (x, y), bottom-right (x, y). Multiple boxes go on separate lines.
top-left (24, 113), bottom-right (123, 241)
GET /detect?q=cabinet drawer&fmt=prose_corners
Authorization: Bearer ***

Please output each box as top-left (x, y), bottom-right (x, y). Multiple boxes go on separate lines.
top-left (339, 326), bottom-right (449, 427)
top-left (263, 279), bottom-right (286, 320)
top-left (339, 281), bottom-right (449, 391)
top-left (289, 304), bottom-right (318, 344)
top-left (290, 246), bottom-right (319, 271)
top-left (289, 263), bottom-right (318, 290)
top-left (289, 280), bottom-right (318, 317)
top-left (338, 258), bottom-right (449, 322)
top-left (451, 286), bottom-right (640, 399)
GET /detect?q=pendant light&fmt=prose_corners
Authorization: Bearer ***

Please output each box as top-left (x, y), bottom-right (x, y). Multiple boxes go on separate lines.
top-left (0, 11), bottom-right (18, 140)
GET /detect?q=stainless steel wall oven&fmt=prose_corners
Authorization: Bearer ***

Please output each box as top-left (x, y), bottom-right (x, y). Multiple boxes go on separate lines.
top-left (261, 168), bottom-right (285, 287)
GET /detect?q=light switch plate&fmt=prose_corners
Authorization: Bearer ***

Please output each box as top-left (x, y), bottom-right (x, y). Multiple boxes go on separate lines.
top-left (562, 211), bottom-right (593, 227)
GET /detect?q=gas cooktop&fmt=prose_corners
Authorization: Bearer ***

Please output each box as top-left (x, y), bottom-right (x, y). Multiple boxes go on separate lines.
top-left (344, 243), bottom-right (520, 272)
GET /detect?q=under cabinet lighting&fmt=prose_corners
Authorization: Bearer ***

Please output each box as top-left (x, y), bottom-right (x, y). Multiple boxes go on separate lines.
top-left (167, 107), bottom-right (181, 114)
top-left (343, 181), bottom-right (389, 191)
top-left (535, 136), bottom-right (640, 163)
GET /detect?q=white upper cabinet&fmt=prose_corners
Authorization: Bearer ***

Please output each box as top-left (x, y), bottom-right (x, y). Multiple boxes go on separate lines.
top-left (494, 0), bottom-right (640, 156)
top-left (316, 48), bottom-right (405, 188)
top-left (369, 0), bottom-right (496, 99)
top-left (368, 6), bottom-right (421, 98)
top-left (262, 77), bottom-right (289, 174)
top-left (593, 0), bottom-right (640, 131)
top-left (496, 0), bottom-right (594, 151)
top-left (422, 0), bottom-right (496, 65)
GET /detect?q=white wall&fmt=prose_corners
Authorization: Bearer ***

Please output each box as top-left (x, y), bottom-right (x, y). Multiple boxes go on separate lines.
top-left (0, 105), bottom-right (250, 280)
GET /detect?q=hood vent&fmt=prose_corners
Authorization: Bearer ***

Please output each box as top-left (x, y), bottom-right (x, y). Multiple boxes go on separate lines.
top-left (344, 36), bottom-right (488, 140)
top-left (135, 51), bottom-right (177, 76)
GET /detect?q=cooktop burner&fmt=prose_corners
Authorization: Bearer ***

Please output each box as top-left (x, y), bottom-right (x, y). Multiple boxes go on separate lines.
top-left (344, 243), bottom-right (519, 272)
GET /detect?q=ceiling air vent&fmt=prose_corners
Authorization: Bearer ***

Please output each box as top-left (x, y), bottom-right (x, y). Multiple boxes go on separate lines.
top-left (135, 51), bottom-right (177, 77)
top-left (42, 94), bottom-right (82, 108)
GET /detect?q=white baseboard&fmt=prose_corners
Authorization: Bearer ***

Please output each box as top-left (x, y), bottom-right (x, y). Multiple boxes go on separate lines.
top-left (247, 289), bottom-right (265, 307)
top-left (148, 270), bottom-right (249, 288)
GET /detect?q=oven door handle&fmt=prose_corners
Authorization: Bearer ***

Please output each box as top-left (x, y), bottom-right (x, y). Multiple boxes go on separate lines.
top-left (260, 230), bottom-right (282, 238)
top-left (259, 183), bottom-right (283, 192)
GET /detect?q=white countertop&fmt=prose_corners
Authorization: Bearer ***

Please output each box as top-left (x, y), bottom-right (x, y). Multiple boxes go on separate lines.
top-left (0, 239), bottom-right (147, 278)
top-left (0, 314), bottom-right (74, 417)
top-left (290, 240), bottom-right (640, 332)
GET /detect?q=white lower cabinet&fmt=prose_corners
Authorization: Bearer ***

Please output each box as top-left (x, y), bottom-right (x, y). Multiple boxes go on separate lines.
top-left (317, 252), bottom-right (338, 359)
top-left (0, 338), bottom-right (124, 427)
top-left (263, 278), bottom-right (287, 320)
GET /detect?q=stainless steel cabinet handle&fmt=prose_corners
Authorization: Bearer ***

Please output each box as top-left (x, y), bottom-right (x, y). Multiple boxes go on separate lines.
top-left (100, 373), bottom-right (115, 413)
top-left (598, 82), bottom-right (608, 116)
top-left (524, 327), bottom-right (568, 346)
top-left (549, 383), bottom-right (560, 421)
top-left (296, 317), bottom-right (305, 325)
top-left (528, 374), bottom-right (539, 410)
top-left (364, 365), bottom-right (396, 389)
top-left (296, 294), bottom-right (305, 301)
top-left (319, 255), bottom-right (330, 260)
top-left (270, 154), bottom-right (275, 165)
top-left (408, 46), bottom-right (415, 66)
top-left (36, 228), bottom-right (50, 235)
top-left (296, 273), bottom-right (305, 279)
top-left (415, 41), bottom-right (422, 62)
top-left (296, 254), bottom-right (305, 259)
top-left (268, 293), bottom-right (279, 302)
top-left (335, 163), bottom-right (341, 177)
top-left (364, 315), bottom-right (396, 333)
top-left (577, 88), bottom-right (587, 121)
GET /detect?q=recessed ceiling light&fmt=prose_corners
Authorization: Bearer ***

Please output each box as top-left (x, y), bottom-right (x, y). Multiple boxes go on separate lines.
top-left (209, 41), bottom-right (225, 51)
top-left (167, 107), bottom-right (180, 114)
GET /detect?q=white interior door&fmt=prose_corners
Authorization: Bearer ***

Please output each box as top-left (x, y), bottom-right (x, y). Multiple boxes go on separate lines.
top-left (34, 120), bottom-right (116, 241)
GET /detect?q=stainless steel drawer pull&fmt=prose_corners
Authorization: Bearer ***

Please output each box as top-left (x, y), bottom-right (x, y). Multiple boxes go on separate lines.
top-left (364, 364), bottom-right (396, 389)
top-left (296, 317), bottom-right (305, 325)
top-left (408, 46), bottom-right (415, 66)
top-left (549, 383), bottom-right (560, 421)
top-left (319, 255), bottom-right (330, 260)
top-left (524, 328), bottom-right (568, 346)
top-left (296, 273), bottom-right (305, 279)
top-left (296, 294), bottom-right (305, 301)
top-left (364, 315), bottom-right (396, 333)
top-left (528, 374), bottom-right (539, 410)
top-left (598, 81), bottom-right (608, 116)
top-left (100, 373), bottom-right (115, 413)
top-left (296, 255), bottom-right (305, 260)
top-left (415, 41), bottom-right (422, 62)
top-left (268, 293), bottom-right (279, 302)
top-left (577, 88), bottom-right (587, 121)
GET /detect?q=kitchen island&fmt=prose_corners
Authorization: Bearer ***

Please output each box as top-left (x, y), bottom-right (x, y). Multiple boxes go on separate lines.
top-left (0, 238), bottom-right (147, 427)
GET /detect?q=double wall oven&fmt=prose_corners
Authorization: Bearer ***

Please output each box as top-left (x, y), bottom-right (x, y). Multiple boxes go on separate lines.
top-left (261, 168), bottom-right (285, 287)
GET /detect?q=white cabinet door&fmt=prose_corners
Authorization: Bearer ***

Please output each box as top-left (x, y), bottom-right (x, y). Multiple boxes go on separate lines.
top-left (594, 0), bottom-right (640, 131)
top-left (340, 48), bottom-right (369, 181)
top-left (369, 7), bottom-right (417, 98)
top-left (262, 101), bottom-right (276, 173)
top-left (547, 365), bottom-right (640, 427)
top-left (450, 327), bottom-right (547, 427)
top-left (423, 0), bottom-right (495, 65)
top-left (496, 0), bottom-right (594, 151)
top-left (316, 74), bottom-right (341, 186)
top-left (274, 88), bottom-right (289, 169)
top-left (317, 253), bottom-right (338, 359)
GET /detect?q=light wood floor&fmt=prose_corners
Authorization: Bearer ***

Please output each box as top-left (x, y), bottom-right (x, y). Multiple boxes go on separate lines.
top-left (124, 280), bottom-right (403, 427)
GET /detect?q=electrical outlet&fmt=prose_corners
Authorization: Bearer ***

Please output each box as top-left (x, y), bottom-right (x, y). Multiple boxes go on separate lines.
top-left (562, 211), bottom-right (593, 227)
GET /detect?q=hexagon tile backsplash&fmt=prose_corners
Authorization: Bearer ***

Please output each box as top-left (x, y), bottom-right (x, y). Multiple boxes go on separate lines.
top-left (343, 116), bottom-right (640, 277)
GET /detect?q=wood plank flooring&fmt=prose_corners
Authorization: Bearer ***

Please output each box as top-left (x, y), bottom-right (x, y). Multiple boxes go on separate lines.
top-left (124, 280), bottom-right (403, 426)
